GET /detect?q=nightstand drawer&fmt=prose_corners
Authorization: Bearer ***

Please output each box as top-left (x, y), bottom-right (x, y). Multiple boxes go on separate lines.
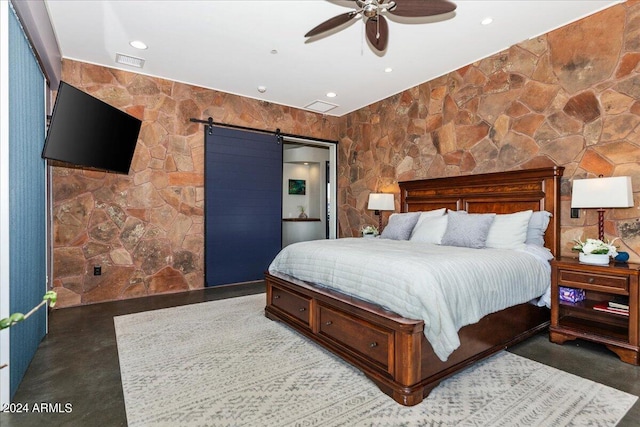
top-left (559, 270), bottom-right (628, 292)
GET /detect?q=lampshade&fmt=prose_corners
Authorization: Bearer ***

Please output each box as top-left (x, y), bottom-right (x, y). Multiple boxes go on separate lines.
top-left (571, 176), bottom-right (634, 208)
top-left (367, 193), bottom-right (395, 211)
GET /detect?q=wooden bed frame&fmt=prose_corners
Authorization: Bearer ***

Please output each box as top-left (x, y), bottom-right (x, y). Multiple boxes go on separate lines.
top-left (265, 167), bottom-right (564, 406)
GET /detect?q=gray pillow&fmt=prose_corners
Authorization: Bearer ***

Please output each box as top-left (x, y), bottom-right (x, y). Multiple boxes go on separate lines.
top-left (526, 211), bottom-right (552, 246)
top-left (380, 212), bottom-right (420, 240)
top-left (441, 211), bottom-right (495, 249)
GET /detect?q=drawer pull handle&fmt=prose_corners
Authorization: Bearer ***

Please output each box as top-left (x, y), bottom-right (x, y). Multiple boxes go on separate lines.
top-left (369, 342), bottom-right (378, 348)
top-left (588, 277), bottom-right (595, 284)
top-left (325, 321), bottom-right (332, 326)
top-left (299, 307), bottom-right (306, 312)
top-left (273, 295), bottom-right (280, 299)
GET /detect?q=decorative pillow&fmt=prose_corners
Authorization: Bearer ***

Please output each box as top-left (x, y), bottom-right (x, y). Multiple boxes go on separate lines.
top-left (380, 212), bottom-right (421, 240)
top-left (441, 211), bottom-right (495, 249)
top-left (485, 210), bottom-right (533, 250)
top-left (526, 211), bottom-right (552, 246)
top-left (410, 214), bottom-right (448, 244)
top-left (416, 207), bottom-right (447, 221)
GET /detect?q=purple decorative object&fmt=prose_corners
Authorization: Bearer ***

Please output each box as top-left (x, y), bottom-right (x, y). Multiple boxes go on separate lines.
top-left (559, 287), bottom-right (586, 303)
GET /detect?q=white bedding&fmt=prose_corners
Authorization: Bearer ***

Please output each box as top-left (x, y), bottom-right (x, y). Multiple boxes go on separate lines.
top-left (268, 238), bottom-right (552, 361)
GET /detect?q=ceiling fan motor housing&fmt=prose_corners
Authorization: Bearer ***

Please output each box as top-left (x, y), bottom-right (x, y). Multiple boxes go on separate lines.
top-left (358, 0), bottom-right (396, 18)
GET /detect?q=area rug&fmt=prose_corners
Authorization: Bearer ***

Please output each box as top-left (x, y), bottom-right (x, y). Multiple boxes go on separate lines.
top-left (115, 294), bottom-right (637, 426)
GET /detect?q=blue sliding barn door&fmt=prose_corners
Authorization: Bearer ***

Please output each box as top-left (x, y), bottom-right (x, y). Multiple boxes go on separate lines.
top-left (205, 127), bottom-right (282, 286)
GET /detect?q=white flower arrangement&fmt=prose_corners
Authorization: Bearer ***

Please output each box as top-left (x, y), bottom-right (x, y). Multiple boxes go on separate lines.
top-left (361, 225), bottom-right (379, 236)
top-left (572, 237), bottom-right (618, 257)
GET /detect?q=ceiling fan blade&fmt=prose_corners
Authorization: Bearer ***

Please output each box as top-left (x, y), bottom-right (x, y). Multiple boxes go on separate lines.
top-left (365, 15), bottom-right (389, 52)
top-left (388, 0), bottom-right (457, 17)
top-left (305, 11), bottom-right (358, 37)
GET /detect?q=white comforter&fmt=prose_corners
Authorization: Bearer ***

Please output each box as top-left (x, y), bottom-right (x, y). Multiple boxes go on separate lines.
top-left (268, 238), bottom-right (551, 361)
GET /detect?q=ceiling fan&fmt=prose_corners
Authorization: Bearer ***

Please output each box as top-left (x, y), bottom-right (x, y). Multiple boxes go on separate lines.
top-left (305, 0), bottom-right (457, 52)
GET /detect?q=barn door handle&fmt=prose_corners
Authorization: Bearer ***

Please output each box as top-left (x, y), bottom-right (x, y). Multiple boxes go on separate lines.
top-left (369, 342), bottom-right (378, 348)
top-left (299, 307), bottom-right (306, 312)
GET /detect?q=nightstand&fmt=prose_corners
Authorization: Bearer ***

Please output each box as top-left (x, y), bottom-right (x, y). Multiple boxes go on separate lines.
top-left (550, 257), bottom-right (640, 365)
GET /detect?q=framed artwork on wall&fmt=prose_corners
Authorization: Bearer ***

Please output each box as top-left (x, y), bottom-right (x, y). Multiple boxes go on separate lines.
top-left (288, 179), bottom-right (306, 195)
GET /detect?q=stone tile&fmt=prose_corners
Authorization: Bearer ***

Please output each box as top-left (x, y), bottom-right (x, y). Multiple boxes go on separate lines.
top-left (614, 75), bottom-right (640, 99)
top-left (547, 5), bottom-right (625, 93)
top-left (497, 132), bottom-right (539, 169)
top-left (147, 266), bottom-right (189, 293)
top-left (540, 135), bottom-right (585, 164)
top-left (133, 239), bottom-right (172, 275)
top-left (563, 91), bottom-right (601, 123)
top-left (511, 114), bottom-right (545, 137)
top-left (82, 242), bottom-right (111, 259)
top-left (578, 149), bottom-right (614, 177)
top-left (519, 81), bottom-right (559, 112)
top-left (600, 114), bottom-right (640, 141)
top-left (546, 111), bottom-right (583, 135)
top-left (615, 52), bottom-right (640, 78)
top-left (505, 101), bottom-right (530, 118)
top-left (600, 89), bottom-right (634, 115)
top-left (53, 247), bottom-right (85, 278)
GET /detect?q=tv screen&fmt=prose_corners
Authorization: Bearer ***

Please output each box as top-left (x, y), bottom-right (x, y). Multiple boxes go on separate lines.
top-left (42, 81), bottom-right (142, 174)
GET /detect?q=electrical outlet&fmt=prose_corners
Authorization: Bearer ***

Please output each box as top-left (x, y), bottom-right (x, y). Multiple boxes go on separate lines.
top-left (570, 208), bottom-right (580, 219)
top-left (93, 265), bottom-right (102, 276)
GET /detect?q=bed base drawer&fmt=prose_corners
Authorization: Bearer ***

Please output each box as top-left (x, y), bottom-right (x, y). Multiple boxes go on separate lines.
top-left (318, 303), bottom-right (393, 372)
top-left (269, 284), bottom-right (311, 327)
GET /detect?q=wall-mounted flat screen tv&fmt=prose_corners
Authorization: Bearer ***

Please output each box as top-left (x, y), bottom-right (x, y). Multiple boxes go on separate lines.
top-left (42, 81), bottom-right (142, 174)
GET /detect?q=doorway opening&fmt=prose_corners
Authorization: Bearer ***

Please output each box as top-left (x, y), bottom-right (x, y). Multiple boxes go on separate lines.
top-left (282, 137), bottom-right (337, 247)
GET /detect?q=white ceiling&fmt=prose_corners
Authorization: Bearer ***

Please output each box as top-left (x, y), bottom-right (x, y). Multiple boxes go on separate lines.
top-left (44, 0), bottom-right (621, 117)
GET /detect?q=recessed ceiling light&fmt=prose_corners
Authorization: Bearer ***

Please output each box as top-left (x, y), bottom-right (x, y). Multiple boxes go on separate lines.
top-left (384, 67), bottom-right (393, 73)
top-left (481, 17), bottom-right (493, 26)
top-left (129, 40), bottom-right (148, 50)
top-left (257, 86), bottom-right (267, 93)
top-left (270, 49), bottom-right (278, 54)
top-left (326, 92), bottom-right (337, 98)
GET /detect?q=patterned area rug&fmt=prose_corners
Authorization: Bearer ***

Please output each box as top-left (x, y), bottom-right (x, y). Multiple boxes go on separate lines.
top-left (115, 294), bottom-right (636, 426)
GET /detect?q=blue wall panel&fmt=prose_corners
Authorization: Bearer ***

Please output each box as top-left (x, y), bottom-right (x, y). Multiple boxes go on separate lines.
top-left (205, 127), bottom-right (282, 286)
top-left (8, 6), bottom-right (46, 398)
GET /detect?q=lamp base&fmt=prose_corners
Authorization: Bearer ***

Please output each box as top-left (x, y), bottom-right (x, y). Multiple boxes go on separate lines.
top-left (597, 208), bottom-right (605, 241)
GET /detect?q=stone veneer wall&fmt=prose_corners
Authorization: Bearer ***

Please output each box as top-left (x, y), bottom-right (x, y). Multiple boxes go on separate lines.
top-left (53, 60), bottom-right (339, 307)
top-left (338, 1), bottom-right (640, 264)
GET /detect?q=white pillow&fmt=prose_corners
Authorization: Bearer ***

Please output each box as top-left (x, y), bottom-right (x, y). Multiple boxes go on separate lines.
top-left (485, 210), bottom-right (533, 250)
top-left (410, 214), bottom-right (448, 244)
top-left (416, 207), bottom-right (447, 222)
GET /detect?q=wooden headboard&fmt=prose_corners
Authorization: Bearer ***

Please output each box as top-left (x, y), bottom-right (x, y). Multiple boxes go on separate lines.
top-left (399, 167), bottom-right (565, 257)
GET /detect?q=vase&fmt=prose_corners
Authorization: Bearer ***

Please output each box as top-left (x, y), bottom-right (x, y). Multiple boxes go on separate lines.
top-left (298, 212), bottom-right (307, 219)
top-left (579, 252), bottom-right (610, 265)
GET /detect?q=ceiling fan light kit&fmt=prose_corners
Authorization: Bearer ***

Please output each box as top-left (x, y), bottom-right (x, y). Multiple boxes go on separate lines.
top-left (305, 0), bottom-right (457, 52)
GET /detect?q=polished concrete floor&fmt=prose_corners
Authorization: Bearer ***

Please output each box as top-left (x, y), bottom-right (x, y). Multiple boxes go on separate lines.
top-left (2, 281), bottom-right (639, 427)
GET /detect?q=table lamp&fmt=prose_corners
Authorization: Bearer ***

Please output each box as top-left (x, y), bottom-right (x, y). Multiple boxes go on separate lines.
top-left (368, 193), bottom-right (395, 231)
top-left (571, 176), bottom-right (634, 240)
